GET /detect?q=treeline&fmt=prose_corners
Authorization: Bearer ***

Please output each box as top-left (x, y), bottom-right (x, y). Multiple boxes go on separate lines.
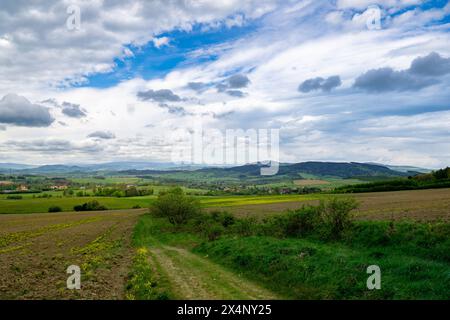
top-left (63, 186), bottom-right (154, 197)
top-left (335, 167), bottom-right (450, 193)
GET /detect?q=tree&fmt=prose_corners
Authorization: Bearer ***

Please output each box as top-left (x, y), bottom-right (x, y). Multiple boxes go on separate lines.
top-left (151, 187), bottom-right (201, 225)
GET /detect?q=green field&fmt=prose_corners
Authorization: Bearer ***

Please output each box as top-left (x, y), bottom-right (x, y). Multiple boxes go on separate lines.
top-left (0, 196), bottom-right (155, 214)
top-left (0, 193), bottom-right (322, 214)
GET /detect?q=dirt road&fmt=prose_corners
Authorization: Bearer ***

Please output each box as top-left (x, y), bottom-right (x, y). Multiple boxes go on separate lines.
top-left (147, 244), bottom-right (281, 300)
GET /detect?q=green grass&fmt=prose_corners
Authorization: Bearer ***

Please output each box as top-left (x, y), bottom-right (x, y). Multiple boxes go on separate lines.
top-left (0, 194), bottom-right (319, 214)
top-left (132, 214), bottom-right (450, 300)
top-left (195, 235), bottom-right (450, 299)
top-left (0, 196), bottom-right (156, 214)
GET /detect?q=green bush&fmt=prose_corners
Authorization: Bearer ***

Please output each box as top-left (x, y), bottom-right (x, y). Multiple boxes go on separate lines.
top-left (231, 217), bottom-right (257, 237)
top-left (151, 187), bottom-right (201, 225)
top-left (319, 197), bottom-right (358, 239)
top-left (6, 195), bottom-right (23, 200)
top-left (262, 205), bottom-right (319, 238)
top-left (48, 206), bottom-right (63, 213)
top-left (74, 200), bottom-right (107, 211)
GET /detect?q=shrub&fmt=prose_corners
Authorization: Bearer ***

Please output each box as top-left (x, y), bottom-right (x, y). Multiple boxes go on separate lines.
top-left (319, 197), bottom-right (358, 239)
top-left (231, 217), bottom-right (257, 237)
top-left (263, 205), bottom-right (320, 238)
top-left (48, 206), bottom-right (63, 213)
top-left (151, 187), bottom-right (201, 225)
top-left (74, 200), bottom-right (107, 211)
top-left (210, 210), bottom-right (236, 227)
top-left (6, 195), bottom-right (23, 200)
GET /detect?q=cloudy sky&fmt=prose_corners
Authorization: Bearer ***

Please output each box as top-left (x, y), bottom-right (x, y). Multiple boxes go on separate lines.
top-left (0, 0), bottom-right (449, 167)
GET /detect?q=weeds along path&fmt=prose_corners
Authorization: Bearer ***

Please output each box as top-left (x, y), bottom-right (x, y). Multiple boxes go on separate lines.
top-left (147, 244), bottom-right (281, 300)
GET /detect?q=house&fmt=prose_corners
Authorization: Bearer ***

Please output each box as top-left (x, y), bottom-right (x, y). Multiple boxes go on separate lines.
top-left (17, 185), bottom-right (29, 191)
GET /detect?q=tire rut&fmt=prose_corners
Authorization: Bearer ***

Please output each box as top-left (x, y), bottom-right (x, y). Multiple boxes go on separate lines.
top-left (148, 245), bottom-right (281, 300)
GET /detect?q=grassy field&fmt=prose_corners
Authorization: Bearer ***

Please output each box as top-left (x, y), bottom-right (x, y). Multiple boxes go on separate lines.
top-left (0, 195), bottom-right (156, 214)
top-left (0, 193), bottom-right (320, 214)
top-left (2, 188), bottom-right (450, 222)
top-left (129, 214), bottom-right (450, 299)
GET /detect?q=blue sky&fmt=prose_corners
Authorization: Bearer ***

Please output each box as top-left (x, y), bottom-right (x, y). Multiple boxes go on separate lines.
top-left (0, 0), bottom-right (450, 167)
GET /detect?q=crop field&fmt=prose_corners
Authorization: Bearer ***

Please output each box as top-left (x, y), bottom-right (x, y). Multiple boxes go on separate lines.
top-left (208, 188), bottom-right (450, 222)
top-left (0, 209), bottom-right (142, 299)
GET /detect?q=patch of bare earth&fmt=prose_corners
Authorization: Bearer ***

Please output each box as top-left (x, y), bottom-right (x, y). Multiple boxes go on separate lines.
top-left (0, 209), bottom-right (143, 299)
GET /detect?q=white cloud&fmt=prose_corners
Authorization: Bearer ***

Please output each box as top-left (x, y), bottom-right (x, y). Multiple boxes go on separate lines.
top-left (153, 36), bottom-right (170, 49)
top-left (1, 0), bottom-right (450, 167)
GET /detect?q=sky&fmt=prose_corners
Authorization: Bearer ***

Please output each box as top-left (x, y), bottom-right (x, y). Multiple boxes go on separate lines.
top-left (0, 0), bottom-right (449, 168)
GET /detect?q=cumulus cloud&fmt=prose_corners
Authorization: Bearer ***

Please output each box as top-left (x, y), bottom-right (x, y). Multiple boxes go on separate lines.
top-left (153, 36), bottom-right (170, 48)
top-left (87, 131), bottom-right (116, 139)
top-left (298, 76), bottom-right (342, 93)
top-left (0, 94), bottom-right (54, 127)
top-left (137, 89), bottom-right (182, 102)
top-left (409, 52), bottom-right (450, 76)
top-left (0, 0), bottom-right (278, 91)
top-left (226, 74), bottom-right (251, 88)
top-left (187, 82), bottom-right (209, 92)
top-left (353, 52), bottom-right (449, 92)
top-left (61, 102), bottom-right (87, 118)
top-left (216, 74), bottom-right (250, 97)
top-left (5, 139), bottom-right (103, 153)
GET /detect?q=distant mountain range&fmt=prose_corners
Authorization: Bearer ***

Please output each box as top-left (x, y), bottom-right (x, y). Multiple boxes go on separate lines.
top-left (0, 161), bottom-right (432, 178)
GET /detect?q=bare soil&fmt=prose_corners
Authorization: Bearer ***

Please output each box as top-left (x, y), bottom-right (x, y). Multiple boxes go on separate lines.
top-left (210, 188), bottom-right (450, 222)
top-left (0, 209), bottom-right (144, 299)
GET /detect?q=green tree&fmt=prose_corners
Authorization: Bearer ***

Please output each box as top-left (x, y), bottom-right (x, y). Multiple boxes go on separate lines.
top-left (151, 187), bottom-right (201, 225)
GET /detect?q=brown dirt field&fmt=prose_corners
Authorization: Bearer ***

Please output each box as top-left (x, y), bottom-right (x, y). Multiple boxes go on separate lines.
top-left (210, 188), bottom-right (450, 222)
top-left (0, 209), bottom-right (144, 299)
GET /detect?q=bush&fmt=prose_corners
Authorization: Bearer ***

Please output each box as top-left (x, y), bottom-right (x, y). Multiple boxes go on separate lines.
top-left (48, 206), bottom-right (62, 213)
top-left (231, 217), bottom-right (257, 237)
top-left (257, 198), bottom-right (358, 240)
top-left (318, 197), bottom-right (358, 239)
top-left (74, 200), bottom-right (107, 211)
top-left (6, 195), bottom-right (23, 200)
top-left (263, 205), bottom-right (319, 238)
top-left (151, 187), bottom-right (201, 225)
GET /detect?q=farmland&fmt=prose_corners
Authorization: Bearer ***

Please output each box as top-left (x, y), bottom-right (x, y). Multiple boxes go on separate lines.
top-left (0, 209), bottom-right (141, 299)
top-left (0, 181), bottom-right (449, 299)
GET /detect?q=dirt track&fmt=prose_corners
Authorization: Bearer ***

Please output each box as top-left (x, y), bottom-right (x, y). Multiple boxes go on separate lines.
top-left (147, 244), bottom-right (280, 300)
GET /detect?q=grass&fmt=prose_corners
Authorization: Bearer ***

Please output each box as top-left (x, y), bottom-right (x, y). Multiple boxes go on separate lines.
top-left (125, 247), bottom-right (170, 300)
top-left (0, 196), bottom-right (155, 214)
top-left (0, 193), bottom-right (318, 214)
top-left (131, 211), bottom-right (450, 299)
top-left (199, 194), bottom-right (321, 207)
top-left (194, 235), bottom-right (450, 299)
